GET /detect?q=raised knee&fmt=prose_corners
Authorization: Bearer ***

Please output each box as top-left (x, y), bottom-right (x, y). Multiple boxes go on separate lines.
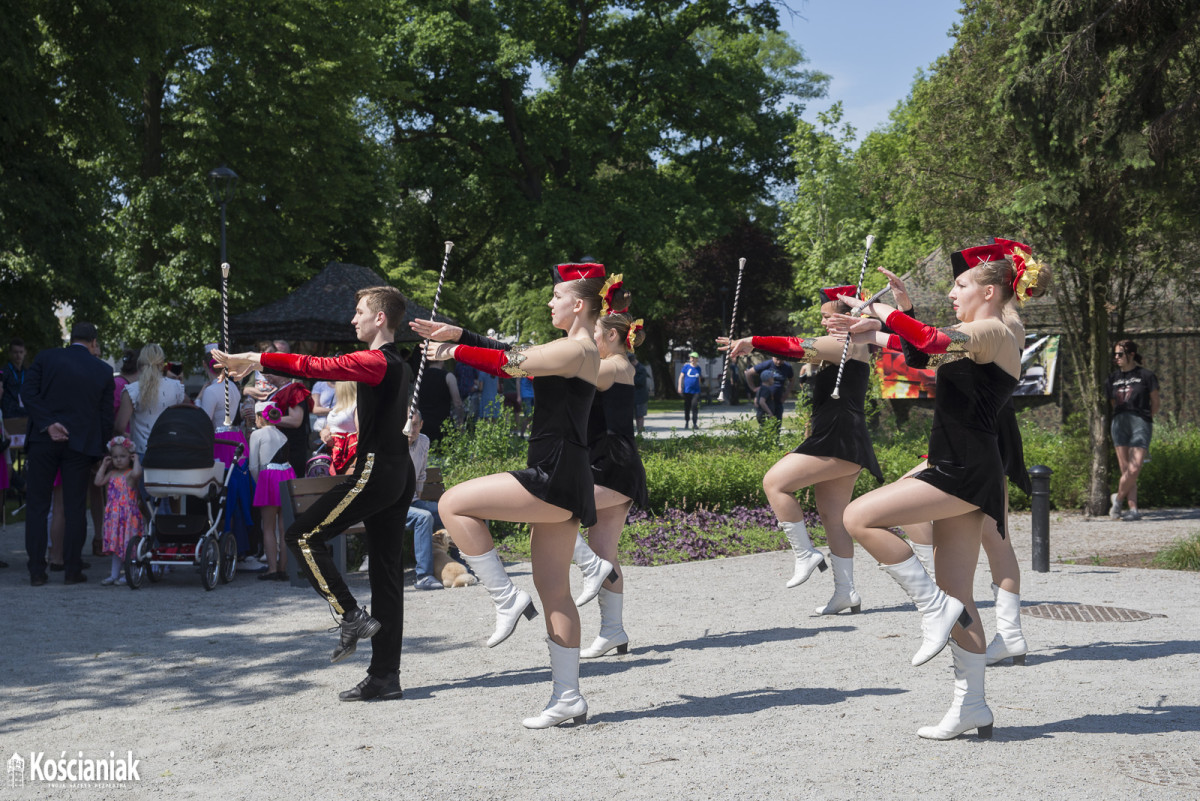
top-left (842, 501), bottom-right (870, 538)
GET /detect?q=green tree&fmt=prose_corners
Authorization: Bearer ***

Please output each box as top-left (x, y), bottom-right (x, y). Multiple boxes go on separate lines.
top-left (32, 0), bottom-right (388, 359)
top-left (782, 103), bottom-right (939, 331)
top-left (870, 0), bottom-right (1200, 512)
top-left (0, 0), bottom-right (109, 349)
top-left (372, 0), bottom-right (827, 344)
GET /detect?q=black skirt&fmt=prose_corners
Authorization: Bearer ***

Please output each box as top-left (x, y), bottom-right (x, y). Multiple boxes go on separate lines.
top-left (509, 374), bottom-right (597, 527)
top-left (792, 360), bottom-right (883, 482)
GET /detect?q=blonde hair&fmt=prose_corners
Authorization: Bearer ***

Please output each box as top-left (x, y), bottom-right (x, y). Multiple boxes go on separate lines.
top-left (136, 344), bottom-right (165, 412)
top-left (598, 310), bottom-right (645, 351)
top-left (331, 381), bottom-right (357, 416)
top-left (970, 259), bottom-right (1052, 331)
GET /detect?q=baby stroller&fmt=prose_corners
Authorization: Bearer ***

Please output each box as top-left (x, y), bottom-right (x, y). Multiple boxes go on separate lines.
top-left (124, 405), bottom-right (241, 590)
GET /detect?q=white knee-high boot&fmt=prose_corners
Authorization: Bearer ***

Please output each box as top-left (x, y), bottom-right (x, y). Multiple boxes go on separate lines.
top-left (780, 519), bottom-right (827, 588)
top-left (917, 641), bottom-right (994, 740)
top-left (581, 587), bottom-right (629, 658)
top-left (814, 554), bottom-right (862, 615)
top-left (986, 583), bottom-right (1028, 665)
top-left (572, 531), bottom-right (617, 607)
top-left (909, 541), bottom-right (935, 583)
top-left (881, 554), bottom-right (969, 666)
top-left (522, 638), bottom-right (588, 729)
top-left (461, 549), bottom-right (537, 648)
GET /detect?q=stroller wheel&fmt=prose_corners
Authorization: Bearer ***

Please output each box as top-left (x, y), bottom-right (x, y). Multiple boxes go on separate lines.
top-left (200, 538), bottom-right (220, 591)
top-left (124, 537), bottom-right (147, 590)
top-left (218, 532), bottom-right (237, 584)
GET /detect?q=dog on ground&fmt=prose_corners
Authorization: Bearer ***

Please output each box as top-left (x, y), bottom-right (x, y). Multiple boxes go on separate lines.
top-left (432, 530), bottom-right (477, 588)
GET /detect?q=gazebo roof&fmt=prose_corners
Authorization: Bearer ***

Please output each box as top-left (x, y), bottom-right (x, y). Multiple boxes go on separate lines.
top-left (231, 262), bottom-right (452, 344)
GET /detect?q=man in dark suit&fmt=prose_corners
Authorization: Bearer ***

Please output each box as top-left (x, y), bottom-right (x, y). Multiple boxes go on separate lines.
top-left (22, 322), bottom-right (115, 585)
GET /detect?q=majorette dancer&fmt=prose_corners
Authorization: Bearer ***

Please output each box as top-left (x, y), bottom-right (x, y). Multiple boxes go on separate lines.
top-left (831, 242), bottom-right (1050, 739)
top-left (875, 248), bottom-right (1032, 668)
top-left (718, 286), bottom-right (883, 616)
top-left (411, 263), bottom-right (605, 728)
top-left (214, 286), bottom-right (416, 702)
top-left (570, 275), bottom-right (649, 658)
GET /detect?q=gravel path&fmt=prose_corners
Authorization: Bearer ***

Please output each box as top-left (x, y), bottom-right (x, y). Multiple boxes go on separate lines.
top-left (2, 508), bottom-right (1198, 799)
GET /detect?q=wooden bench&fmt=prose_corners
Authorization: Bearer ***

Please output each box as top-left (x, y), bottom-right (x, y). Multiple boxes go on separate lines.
top-left (281, 474), bottom-right (358, 586)
top-left (280, 467), bottom-right (445, 587)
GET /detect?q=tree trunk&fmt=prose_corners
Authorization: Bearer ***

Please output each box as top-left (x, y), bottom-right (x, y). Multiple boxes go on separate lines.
top-left (1083, 270), bottom-right (1111, 516)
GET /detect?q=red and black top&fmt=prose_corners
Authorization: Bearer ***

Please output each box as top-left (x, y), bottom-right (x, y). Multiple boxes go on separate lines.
top-left (261, 344), bottom-right (411, 472)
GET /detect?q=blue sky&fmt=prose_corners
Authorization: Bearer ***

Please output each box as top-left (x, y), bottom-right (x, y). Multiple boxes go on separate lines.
top-left (781, 1), bottom-right (964, 142)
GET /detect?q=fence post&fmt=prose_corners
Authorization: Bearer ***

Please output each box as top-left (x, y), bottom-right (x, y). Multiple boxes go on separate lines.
top-left (1029, 465), bottom-right (1052, 573)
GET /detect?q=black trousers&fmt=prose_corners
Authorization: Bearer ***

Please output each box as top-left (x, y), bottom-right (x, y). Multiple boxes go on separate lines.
top-left (682, 392), bottom-right (699, 427)
top-left (25, 441), bottom-right (94, 578)
top-left (285, 452), bottom-right (414, 678)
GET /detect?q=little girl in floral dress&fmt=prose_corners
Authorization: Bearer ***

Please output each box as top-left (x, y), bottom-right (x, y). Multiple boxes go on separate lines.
top-left (95, 436), bottom-right (143, 586)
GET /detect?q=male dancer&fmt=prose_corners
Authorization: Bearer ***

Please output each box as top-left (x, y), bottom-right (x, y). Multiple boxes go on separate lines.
top-left (215, 286), bottom-right (415, 701)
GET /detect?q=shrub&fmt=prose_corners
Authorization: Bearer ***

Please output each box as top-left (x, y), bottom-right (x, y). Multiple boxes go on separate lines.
top-left (494, 504), bottom-right (826, 565)
top-left (1153, 532), bottom-right (1200, 571)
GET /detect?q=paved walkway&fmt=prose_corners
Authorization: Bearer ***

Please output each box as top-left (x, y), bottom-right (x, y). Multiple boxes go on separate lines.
top-left (640, 399), bottom-right (785, 438)
top-left (2, 508), bottom-right (1198, 799)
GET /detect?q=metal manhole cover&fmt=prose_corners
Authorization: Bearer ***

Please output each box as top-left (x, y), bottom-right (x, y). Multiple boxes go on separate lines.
top-left (1116, 753), bottom-right (1200, 790)
top-left (1022, 604), bottom-right (1164, 622)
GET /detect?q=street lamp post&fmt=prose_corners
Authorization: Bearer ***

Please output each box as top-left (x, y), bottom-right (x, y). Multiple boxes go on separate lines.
top-left (207, 165), bottom-right (238, 426)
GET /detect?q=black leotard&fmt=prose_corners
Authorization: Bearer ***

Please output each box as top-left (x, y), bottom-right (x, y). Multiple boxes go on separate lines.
top-left (587, 382), bottom-right (649, 510)
top-left (912, 358), bottom-right (1017, 536)
top-left (510, 375), bottom-right (598, 527)
top-left (791, 360), bottom-right (883, 482)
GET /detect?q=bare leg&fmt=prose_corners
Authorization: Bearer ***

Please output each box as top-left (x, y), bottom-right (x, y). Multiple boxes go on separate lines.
top-left (1121, 446), bottom-right (1148, 511)
top-left (531, 521), bottom-right (581, 648)
top-left (585, 487), bottom-right (630, 593)
top-left (261, 506), bottom-right (280, 573)
top-left (932, 514), bottom-right (986, 653)
top-left (763, 453), bottom-right (861, 523)
top-left (1113, 444), bottom-right (1130, 507)
top-left (439, 473), bottom-right (574, 649)
top-left (897, 461), bottom-right (935, 551)
top-left (844, 480), bottom-right (980, 665)
top-left (812, 471), bottom-right (861, 559)
top-left (982, 485), bottom-right (1018, 593)
top-left (439, 473), bottom-right (573, 556)
top-left (842, 480), bottom-right (977, 566)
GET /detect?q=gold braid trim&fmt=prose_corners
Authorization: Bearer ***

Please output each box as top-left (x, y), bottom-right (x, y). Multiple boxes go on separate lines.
top-left (941, 327), bottom-right (971, 352)
top-left (796, 337), bottom-right (823, 364)
top-left (599, 273), bottom-right (626, 316)
top-left (501, 345), bottom-right (530, 377)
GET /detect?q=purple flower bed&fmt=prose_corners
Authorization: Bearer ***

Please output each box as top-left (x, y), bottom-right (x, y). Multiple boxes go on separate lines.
top-left (622, 505), bottom-right (823, 567)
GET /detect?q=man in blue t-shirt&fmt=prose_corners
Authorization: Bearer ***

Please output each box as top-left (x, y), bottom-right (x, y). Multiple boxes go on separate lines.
top-left (677, 352), bottom-right (703, 430)
top-left (745, 356), bottom-right (794, 418)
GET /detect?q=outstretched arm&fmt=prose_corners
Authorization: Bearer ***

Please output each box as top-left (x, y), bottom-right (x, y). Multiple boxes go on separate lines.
top-left (722, 335), bottom-right (846, 365)
top-left (213, 350), bottom-right (389, 387)
top-left (430, 337), bottom-right (590, 379)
